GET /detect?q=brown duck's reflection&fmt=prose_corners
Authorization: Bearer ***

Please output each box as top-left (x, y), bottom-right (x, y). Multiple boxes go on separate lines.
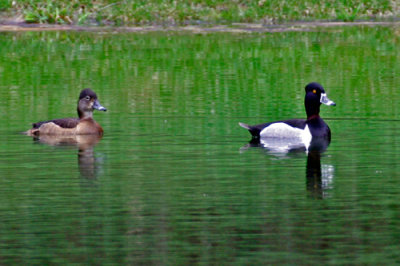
top-left (32, 134), bottom-right (103, 179)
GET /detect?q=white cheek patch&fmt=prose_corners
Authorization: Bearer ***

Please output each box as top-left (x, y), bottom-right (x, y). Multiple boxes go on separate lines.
top-left (259, 123), bottom-right (312, 152)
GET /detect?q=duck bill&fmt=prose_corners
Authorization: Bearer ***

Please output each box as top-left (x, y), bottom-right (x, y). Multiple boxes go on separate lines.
top-left (93, 100), bottom-right (107, 111)
top-left (320, 93), bottom-right (336, 106)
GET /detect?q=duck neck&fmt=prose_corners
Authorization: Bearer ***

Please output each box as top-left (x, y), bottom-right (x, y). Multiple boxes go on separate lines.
top-left (307, 114), bottom-right (320, 121)
top-left (305, 100), bottom-right (321, 120)
top-left (78, 108), bottom-right (93, 120)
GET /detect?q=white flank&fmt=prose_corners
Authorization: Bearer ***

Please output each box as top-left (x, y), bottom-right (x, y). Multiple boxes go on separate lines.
top-left (259, 123), bottom-right (312, 152)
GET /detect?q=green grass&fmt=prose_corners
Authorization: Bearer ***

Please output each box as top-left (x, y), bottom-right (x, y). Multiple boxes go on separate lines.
top-left (0, 0), bottom-right (398, 25)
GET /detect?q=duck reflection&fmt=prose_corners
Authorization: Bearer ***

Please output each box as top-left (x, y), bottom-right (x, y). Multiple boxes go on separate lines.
top-left (242, 137), bottom-right (334, 198)
top-left (305, 138), bottom-right (334, 198)
top-left (32, 134), bottom-right (103, 179)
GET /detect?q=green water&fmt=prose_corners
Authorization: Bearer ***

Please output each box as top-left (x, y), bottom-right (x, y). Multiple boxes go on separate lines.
top-left (1, 26), bottom-right (400, 264)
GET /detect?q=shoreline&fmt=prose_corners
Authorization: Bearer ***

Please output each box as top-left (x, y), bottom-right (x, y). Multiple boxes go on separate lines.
top-left (1, 20), bottom-right (400, 33)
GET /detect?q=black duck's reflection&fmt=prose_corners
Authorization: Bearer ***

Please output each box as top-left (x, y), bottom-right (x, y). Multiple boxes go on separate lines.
top-left (306, 138), bottom-right (334, 198)
top-left (241, 137), bottom-right (334, 198)
top-left (32, 134), bottom-right (103, 179)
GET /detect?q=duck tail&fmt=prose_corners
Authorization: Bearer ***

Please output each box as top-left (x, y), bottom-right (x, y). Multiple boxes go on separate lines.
top-left (24, 128), bottom-right (39, 136)
top-left (238, 122), bottom-right (251, 130)
top-left (239, 122), bottom-right (261, 140)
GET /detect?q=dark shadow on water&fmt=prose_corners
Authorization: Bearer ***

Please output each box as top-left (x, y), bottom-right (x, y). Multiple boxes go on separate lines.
top-left (31, 134), bottom-right (103, 179)
top-left (306, 139), bottom-right (334, 199)
top-left (241, 137), bottom-right (334, 198)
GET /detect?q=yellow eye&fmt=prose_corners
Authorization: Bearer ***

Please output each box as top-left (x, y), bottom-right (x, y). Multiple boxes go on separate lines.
top-left (313, 89), bottom-right (317, 94)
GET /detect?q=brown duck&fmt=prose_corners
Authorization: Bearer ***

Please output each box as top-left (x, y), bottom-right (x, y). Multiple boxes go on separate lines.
top-left (26, 88), bottom-right (107, 136)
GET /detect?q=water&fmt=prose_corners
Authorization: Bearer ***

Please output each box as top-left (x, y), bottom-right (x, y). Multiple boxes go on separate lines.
top-left (1, 25), bottom-right (400, 264)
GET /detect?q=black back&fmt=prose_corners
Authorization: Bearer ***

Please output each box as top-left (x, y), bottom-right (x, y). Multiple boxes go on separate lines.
top-left (245, 117), bottom-right (330, 141)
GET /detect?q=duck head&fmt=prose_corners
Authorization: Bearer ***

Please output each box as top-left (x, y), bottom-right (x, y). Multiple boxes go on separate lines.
top-left (304, 82), bottom-right (335, 119)
top-left (78, 88), bottom-right (107, 119)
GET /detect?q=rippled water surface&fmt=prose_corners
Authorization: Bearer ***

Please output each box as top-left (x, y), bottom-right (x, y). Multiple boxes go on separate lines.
top-left (1, 26), bottom-right (400, 264)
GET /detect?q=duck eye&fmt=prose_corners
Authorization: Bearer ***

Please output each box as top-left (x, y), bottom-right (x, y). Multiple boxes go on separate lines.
top-left (85, 96), bottom-right (91, 100)
top-left (313, 89), bottom-right (317, 94)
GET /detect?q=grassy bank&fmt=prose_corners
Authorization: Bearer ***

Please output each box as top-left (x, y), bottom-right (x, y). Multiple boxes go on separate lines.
top-left (0, 0), bottom-right (399, 26)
